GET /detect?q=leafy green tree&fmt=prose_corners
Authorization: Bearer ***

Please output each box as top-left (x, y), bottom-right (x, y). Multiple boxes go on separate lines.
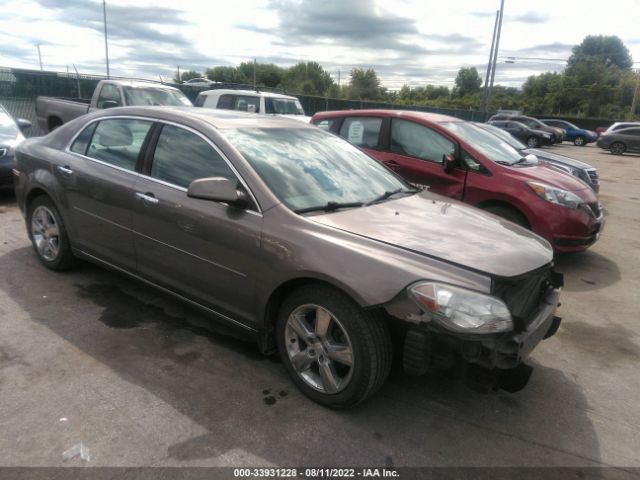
top-left (282, 62), bottom-right (334, 95)
top-left (173, 70), bottom-right (201, 83)
top-left (236, 62), bottom-right (284, 88)
top-left (349, 68), bottom-right (381, 99)
top-left (205, 66), bottom-right (248, 84)
top-left (567, 35), bottom-right (633, 72)
top-left (453, 67), bottom-right (482, 96)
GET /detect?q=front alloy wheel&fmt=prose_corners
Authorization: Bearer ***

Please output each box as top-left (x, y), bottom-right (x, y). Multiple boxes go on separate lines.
top-left (285, 304), bottom-right (354, 394)
top-left (526, 136), bottom-right (540, 148)
top-left (277, 284), bottom-right (392, 408)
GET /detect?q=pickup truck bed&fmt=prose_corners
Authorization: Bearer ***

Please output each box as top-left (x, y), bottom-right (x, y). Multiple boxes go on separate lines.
top-left (36, 97), bottom-right (91, 132)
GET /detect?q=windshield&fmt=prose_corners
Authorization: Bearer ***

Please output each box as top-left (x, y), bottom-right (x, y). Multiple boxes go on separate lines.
top-left (0, 110), bottom-right (19, 137)
top-left (478, 123), bottom-right (527, 150)
top-left (265, 97), bottom-right (305, 115)
top-left (123, 87), bottom-right (192, 106)
top-left (441, 122), bottom-right (524, 166)
top-left (222, 128), bottom-right (408, 212)
top-left (521, 118), bottom-right (544, 129)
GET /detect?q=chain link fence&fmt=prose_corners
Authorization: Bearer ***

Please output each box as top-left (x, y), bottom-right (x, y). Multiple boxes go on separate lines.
top-left (1, 66), bottom-right (611, 137)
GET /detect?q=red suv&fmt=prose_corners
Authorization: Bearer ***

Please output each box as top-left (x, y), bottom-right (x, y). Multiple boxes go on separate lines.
top-left (311, 110), bottom-right (604, 252)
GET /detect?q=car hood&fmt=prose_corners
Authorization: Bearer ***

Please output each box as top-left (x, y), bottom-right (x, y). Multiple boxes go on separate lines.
top-left (504, 163), bottom-right (596, 200)
top-left (280, 114), bottom-right (312, 123)
top-left (309, 191), bottom-right (553, 278)
top-left (523, 148), bottom-right (593, 169)
top-left (530, 128), bottom-right (552, 137)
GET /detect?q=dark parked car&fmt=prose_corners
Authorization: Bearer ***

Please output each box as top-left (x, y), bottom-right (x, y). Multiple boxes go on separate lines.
top-left (488, 114), bottom-right (564, 143)
top-left (487, 120), bottom-right (554, 148)
top-left (540, 119), bottom-right (598, 146)
top-left (0, 104), bottom-right (31, 190)
top-left (313, 110), bottom-right (603, 252)
top-left (15, 107), bottom-right (563, 408)
top-left (475, 122), bottom-right (599, 192)
top-left (597, 127), bottom-right (640, 155)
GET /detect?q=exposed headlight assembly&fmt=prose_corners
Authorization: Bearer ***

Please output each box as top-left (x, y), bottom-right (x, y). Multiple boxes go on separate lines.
top-left (408, 282), bottom-right (512, 333)
top-left (527, 181), bottom-right (583, 209)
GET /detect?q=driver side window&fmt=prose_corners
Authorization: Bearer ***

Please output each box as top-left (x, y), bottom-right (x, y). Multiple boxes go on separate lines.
top-left (390, 119), bottom-right (455, 163)
top-left (96, 84), bottom-right (122, 108)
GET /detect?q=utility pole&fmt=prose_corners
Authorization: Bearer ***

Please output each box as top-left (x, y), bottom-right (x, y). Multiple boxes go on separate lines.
top-left (177, 65), bottom-right (181, 82)
top-left (253, 58), bottom-right (257, 90)
top-left (338, 69), bottom-right (341, 87)
top-left (631, 69), bottom-right (640, 116)
top-left (485, 0), bottom-right (505, 113)
top-left (102, 0), bottom-right (110, 78)
top-left (480, 10), bottom-right (499, 112)
top-left (36, 44), bottom-right (43, 70)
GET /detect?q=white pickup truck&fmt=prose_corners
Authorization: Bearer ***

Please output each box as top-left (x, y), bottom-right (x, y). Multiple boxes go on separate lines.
top-left (194, 89), bottom-right (311, 122)
top-left (36, 80), bottom-right (192, 133)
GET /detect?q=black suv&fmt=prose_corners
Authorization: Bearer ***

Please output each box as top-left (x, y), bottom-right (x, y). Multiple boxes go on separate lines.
top-left (489, 114), bottom-right (564, 143)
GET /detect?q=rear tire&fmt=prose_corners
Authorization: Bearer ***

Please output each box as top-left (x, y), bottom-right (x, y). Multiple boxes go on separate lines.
top-left (276, 284), bottom-right (392, 408)
top-left (27, 195), bottom-right (77, 270)
top-left (484, 205), bottom-right (529, 229)
top-left (610, 142), bottom-right (626, 155)
top-left (573, 136), bottom-right (585, 146)
top-left (526, 136), bottom-right (540, 148)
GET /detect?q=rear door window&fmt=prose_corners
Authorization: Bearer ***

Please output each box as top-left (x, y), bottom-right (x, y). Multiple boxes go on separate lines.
top-left (216, 94), bottom-right (234, 109)
top-left (150, 124), bottom-right (238, 189)
top-left (390, 119), bottom-right (455, 163)
top-left (86, 119), bottom-right (153, 170)
top-left (338, 117), bottom-right (382, 148)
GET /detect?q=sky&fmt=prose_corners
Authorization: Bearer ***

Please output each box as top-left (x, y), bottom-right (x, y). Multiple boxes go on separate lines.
top-left (1, 0), bottom-right (639, 89)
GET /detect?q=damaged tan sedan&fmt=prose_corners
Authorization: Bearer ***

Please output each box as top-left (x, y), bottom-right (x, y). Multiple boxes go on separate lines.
top-left (14, 107), bottom-right (562, 408)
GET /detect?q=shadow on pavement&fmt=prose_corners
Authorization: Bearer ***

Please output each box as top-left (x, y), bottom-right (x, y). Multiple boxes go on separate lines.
top-left (0, 246), bottom-right (604, 467)
top-left (555, 250), bottom-right (621, 292)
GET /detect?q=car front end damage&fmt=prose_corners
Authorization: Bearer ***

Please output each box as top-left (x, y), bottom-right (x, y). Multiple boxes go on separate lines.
top-left (383, 265), bottom-right (563, 392)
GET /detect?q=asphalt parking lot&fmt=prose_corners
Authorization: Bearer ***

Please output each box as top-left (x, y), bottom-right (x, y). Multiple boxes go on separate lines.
top-left (0, 144), bottom-right (639, 473)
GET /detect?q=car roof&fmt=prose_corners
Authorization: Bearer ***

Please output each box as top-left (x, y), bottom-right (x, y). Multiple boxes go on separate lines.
top-left (312, 109), bottom-right (461, 123)
top-left (197, 89), bottom-right (298, 100)
top-left (90, 105), bottom-right (315, 129)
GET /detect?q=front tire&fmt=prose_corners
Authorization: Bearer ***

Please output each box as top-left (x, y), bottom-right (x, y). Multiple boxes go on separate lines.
top-left (526, 136), bottom-right (540, 148)
top-left (484, 205), bottom-right (529, 229)
top-left (27, 195), bottom-right (77, 270)
top-left (610, 142), bottom-right (626, 155)
top-left (573, 136), bottom-right (585, 146)
top-left (276, 284), bottom-right (392, 408)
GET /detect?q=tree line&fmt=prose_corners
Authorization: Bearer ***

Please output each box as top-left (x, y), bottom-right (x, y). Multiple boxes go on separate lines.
top-left (175, 35), bottom-right (638, 119)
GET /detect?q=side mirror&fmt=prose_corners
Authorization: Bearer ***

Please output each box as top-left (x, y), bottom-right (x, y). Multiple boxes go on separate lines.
top-left (16, 118), bottom-right (32, 132)
top-left (442, 153), bottom-right (456, 173)
top-left (102, 100), bottom-right (119, 109)
top-left (187, 177), bottom-right (248, 207)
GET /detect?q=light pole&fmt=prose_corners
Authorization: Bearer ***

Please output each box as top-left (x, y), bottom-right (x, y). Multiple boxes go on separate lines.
top-left (36, 44), bottom-right (43, 70)
top-left (485, 0), bottom-right (505, 113)
top-left (480, 10), bottom-right (499, 112)
top-left (103, 0), bottom-right (110, 78)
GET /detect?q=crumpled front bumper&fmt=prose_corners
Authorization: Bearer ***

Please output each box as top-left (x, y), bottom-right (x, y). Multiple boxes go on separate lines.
top-left (388, 285), bottom-right (562, 391)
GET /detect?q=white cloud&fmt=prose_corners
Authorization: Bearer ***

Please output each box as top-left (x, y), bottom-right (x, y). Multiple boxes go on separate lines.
top-left (0, 0), bottom-right (638, 88)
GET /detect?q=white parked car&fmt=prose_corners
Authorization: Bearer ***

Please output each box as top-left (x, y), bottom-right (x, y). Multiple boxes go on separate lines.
top-left (194, 89), bottom-right (311, 122)
top-left (184, 78), bottom-right (215, 86)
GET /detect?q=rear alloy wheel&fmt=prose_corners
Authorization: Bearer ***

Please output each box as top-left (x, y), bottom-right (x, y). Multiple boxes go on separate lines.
top-left (573, 136), bottom-right (585, 146)
top-left (526, 136), bottom-right (540, 148)
top-left (277, 284), bottom-right (391, 408)
top-left (610, 142), bottom-right (626, 155)
top-left (27, 195), bottom-right (77, 270)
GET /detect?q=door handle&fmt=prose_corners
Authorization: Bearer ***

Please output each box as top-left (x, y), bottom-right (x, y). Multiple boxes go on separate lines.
top-left (135, 192), bottom-right (159, 205)
top-left (56, 165), bottom-right (73, 176)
